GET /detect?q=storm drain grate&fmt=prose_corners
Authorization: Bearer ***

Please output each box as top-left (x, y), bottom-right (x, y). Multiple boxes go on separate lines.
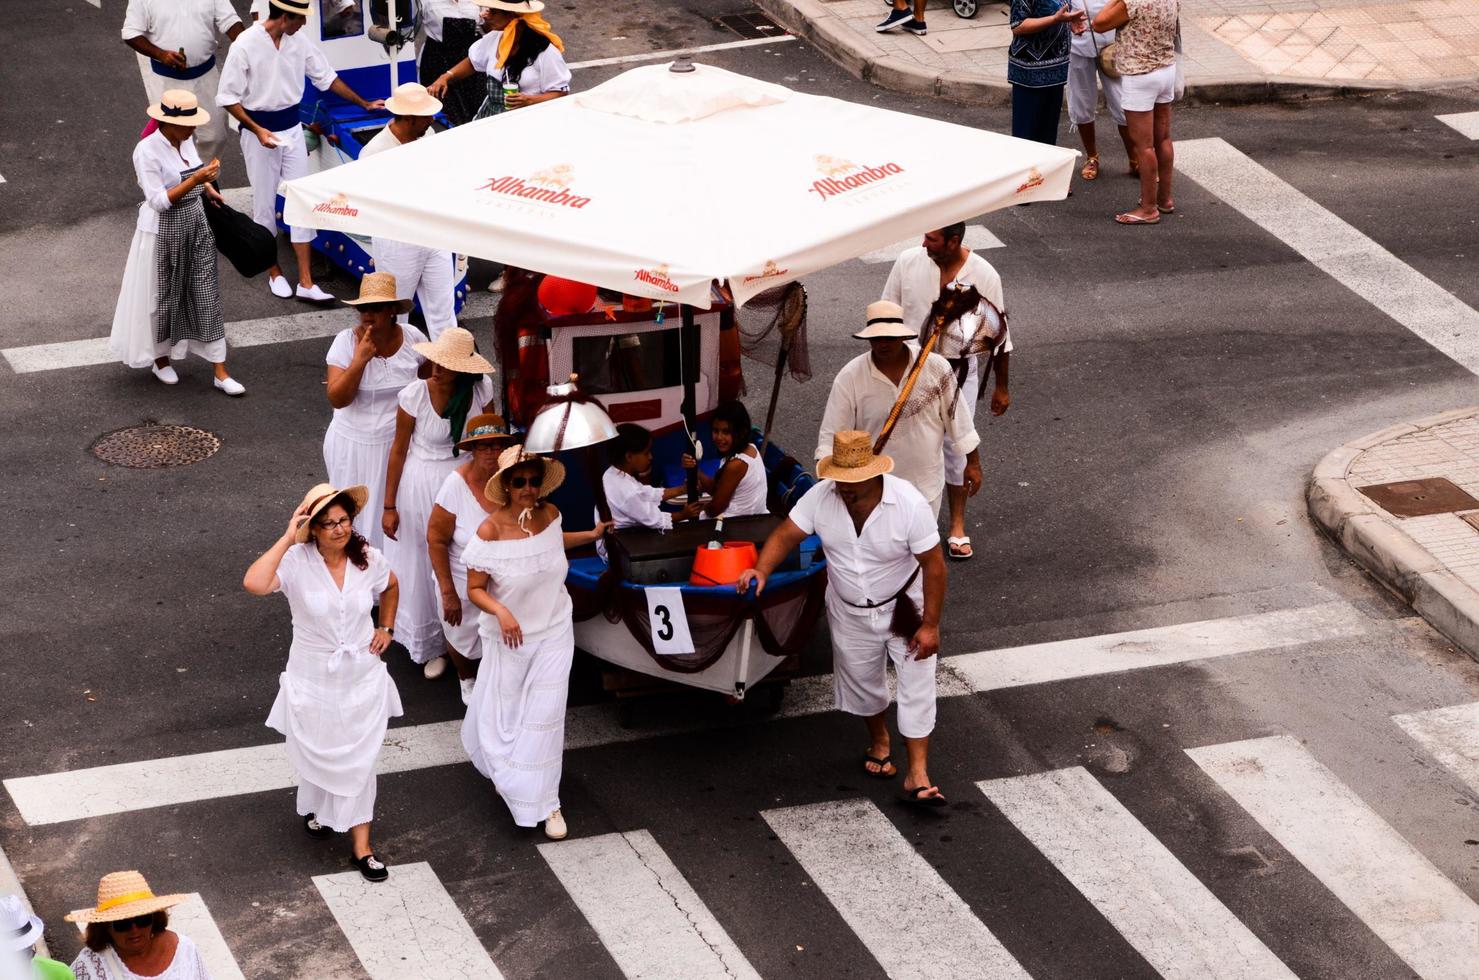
top-left (716, 11), bottom-right (786, 39)
top-left (1357, 477), bottom-right (1479, 518)
top-left (91, 423), bottom-right (221, 469)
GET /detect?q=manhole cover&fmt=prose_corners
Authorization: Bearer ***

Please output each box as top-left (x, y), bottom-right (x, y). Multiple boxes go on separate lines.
top-left (91, 424), bottom-right (221, 469)
top-left (716, 11), bottom-right (786, 39)
top-left (1358, 477), bottom-right (1479, 517)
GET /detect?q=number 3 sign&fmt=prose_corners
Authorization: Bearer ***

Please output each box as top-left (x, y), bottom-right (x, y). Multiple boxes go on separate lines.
top-left (644, 587), bottom-right (695, 655)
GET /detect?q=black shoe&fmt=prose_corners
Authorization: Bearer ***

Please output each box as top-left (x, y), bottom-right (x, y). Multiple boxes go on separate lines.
top-left (903, 17), bottom-right (927, 34)
top-left (303, 814), bottom-right (334, 840)
top-left (352, 853), bottom-right (389, 882)
top-left (876, 7), bottom-right (912, 31)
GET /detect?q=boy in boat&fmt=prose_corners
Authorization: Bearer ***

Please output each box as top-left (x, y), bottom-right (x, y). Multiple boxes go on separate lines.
top-left (597, 423), bottom-right (704, 560)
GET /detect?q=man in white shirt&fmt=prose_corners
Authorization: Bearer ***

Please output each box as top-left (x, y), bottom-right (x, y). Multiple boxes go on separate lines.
top-left (740, 431), bottom-right (949, 806)
top-left (882, 222), bottom-right (1011, 560)
top-left (357, 83), bottom-right (459, 339)
top-left (122, 0), bottom-right (243, 165)
top-left (815, 300), bottom-right (981, 521)
top-left (217, 0), bottom-right (385, 303)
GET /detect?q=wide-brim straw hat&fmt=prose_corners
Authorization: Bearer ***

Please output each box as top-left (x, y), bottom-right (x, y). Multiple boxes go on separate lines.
top-left (852, 299), bottom-right (914, 340)
top-left (414, 327), bottom-right (495, 375)
top-left (294, 482), bottom-right (370, 544)
top-left (486, 445), bottom-right (566, 506)
top-left (384, 82), bottom-right (443, 117)
top-left (1, 895), bottom-right (43, 952)
top-left (64, 871), bottom-right (187, 925)
top-left (343, 271), bottom-right (413, 314)
top-left (458, 413), bottom-right (518, 451)
top-left (146, 89), bottom-right (211, 127)
top-left (473, 0), bottom-right (545, 11)
top-left (817, 430), bottom-right (894, 483)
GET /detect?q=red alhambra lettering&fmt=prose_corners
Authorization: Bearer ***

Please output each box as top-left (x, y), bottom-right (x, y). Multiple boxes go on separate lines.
top-left (809, 163), bottom-right (905, 202)
top-left (633, 268), bottom-right (680, 293)
top-left (312, 202), bottom-right (359, 216)
top-left (477, 175), bottom-right (591, 209)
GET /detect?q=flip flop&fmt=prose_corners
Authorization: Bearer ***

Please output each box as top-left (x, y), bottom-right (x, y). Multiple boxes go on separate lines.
top-left (902, 785), bottom-right (948, 809)
top-left (1157, 204), bottom-right (1176, 214)
top-left (863, 753), bottom-right (897, 779)
top-left (947, 536), bottom-right (973, 561)
top-left (1115, 211), bottom-right (1160, 225)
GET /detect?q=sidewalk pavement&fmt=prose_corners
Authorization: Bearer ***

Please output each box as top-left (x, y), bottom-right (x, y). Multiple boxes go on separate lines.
top-left (755, 0), bottom-right (1479, 103)
top-left (1309, 408), bottom-right (1479, 664)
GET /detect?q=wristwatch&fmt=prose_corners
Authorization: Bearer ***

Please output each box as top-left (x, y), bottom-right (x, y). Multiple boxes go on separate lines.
top-left (377, 625), bottom-right (394, 635)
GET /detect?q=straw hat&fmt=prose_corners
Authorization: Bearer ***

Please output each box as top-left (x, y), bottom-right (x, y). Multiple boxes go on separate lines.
top-left (474, 0), bottom-right (545, 11)
top-left (294, 482), bottom-right (370, 544)
top-left (816, 430), bottom-right (894, 483)
top-left (384, 82), bottom-right (443, 118)
top-left (413, 327), bottom-right (495, 375)
top-left (146, 89), bottom-right (211, 127)
top-left (266, 0), bottom-right (312, 14)
top-left (457, 413), bottom-right (517, 451)
top-left (343, 272), bottom-right (413, 314)
top-left (485, 445), bottom-right (566, 506)
top-left (64, 871), bottom-right (187, 925)
top-left (852, 300), bottom-right (913, 340)
top-left (1, 895), bottom-right (43, 952)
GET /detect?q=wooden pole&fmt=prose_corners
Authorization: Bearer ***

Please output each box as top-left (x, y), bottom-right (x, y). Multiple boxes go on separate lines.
top-left (680, 304), bottom-right (700, 500)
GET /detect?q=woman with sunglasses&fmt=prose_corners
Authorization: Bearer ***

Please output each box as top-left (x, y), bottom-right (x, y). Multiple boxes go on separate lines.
top-left (244, 483), bottom-right (402, 882)
top-left (461, 446), bottom-right (610, 840)
top-left (66, 871), bottom-right (209, 979)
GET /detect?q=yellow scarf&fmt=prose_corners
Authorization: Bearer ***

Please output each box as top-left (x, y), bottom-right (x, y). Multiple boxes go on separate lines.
top-left (496, 14), bottom-right (565, 70)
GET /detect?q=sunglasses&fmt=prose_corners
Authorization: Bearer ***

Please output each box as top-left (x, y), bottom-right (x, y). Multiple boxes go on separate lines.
top-left (508, 475), bottom-right (543, 490)
top-left (108, 914), bottom-right (156, 932)
top-left (314, 517), bottom-right (354, 532)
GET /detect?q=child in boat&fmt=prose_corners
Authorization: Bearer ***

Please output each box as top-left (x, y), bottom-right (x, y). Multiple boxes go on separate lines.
top-left (600, 423), bottom-right (704, 544)
top-left (682, 400), bottom-right (771, 518)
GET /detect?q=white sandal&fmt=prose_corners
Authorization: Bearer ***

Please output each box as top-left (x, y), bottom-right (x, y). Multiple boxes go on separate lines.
top-left (947, 536), bottom-right (973, 561)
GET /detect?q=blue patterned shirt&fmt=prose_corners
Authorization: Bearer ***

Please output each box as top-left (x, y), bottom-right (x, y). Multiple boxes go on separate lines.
top-left (1008, 0), bottom-right (1072, 87)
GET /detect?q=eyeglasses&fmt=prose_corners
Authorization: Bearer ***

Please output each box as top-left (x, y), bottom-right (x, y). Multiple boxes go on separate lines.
top-left (508, 475), bottom-right (543, 490)
top-left (108, 914), bottom-right (156, 932)
top-left (314, 517), bottom-right (354, 531)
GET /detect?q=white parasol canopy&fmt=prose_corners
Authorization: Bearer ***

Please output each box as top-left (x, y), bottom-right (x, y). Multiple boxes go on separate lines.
top-left (283, 62), bottom-right (1075, 308)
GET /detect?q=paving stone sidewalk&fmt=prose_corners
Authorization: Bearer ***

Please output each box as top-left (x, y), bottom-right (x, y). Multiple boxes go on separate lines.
top-left (755, 0), bottom-right (1479, 102)
top-left (1309, 408), bottom-right (1479, 664)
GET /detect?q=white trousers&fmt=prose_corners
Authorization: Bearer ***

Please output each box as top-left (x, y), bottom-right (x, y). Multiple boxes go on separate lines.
top-left (239, 124), bottom-right (314, 244)
top-left (827, 601), bottom-right (937, 739)
top-left (372, 239), bottom-right (458, 338)
top-left (136, 55), bottom-right (229, 165)
top-left (943, 364), bottom-right (981, 487)
top-left (1067, 51), bottom-right (1125, 127)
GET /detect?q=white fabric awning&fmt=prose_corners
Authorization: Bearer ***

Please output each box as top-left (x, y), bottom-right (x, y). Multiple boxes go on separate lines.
top-left (283, 62), bottom-right (1075, 308)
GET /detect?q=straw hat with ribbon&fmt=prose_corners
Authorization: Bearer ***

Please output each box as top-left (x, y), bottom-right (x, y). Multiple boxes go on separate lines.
top-left (146, 90), bottom-right (211, 127)
top-left (384, 82), bottom-right (443, 117)
top-left (343, 272), bottom-right (413, 314)
top-left (294, 483), bottom-right (370, 544)
top-left (852, 300), bottom-right (914, 341)
top-left (485, 445), bottom-right (566, 506)
top-left (1, 895), bottom-right (42, 951)
top-left (472, 0), bottom-right (565, 69)
top-left (816, 430), bottom-right (894, 483)
top-left (474, 0), bottom-right (546, 12)
top-left (265, 0), bottom-right (312, 15)
top-left (457, 413), bottom-right (518, 452)
top-left (413, 327), bottom-right (495, 375)
top-left (64, 871), bottom-right (187, 925)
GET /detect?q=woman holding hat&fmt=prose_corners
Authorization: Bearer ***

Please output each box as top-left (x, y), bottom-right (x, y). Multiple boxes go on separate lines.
top-left (65, 871), bottom-right (207, 979)
top-left (426, 413), bottom-right (518, 705)
top-left (427, 0), bottom-right (569, 121)
top-left (462, 447), bottom-right (610, 839)
top-left (324, 272), bottom-right (429, 551)
top-left (109, 88), bottom-right (244, 396)
top-left (243, 484), bottom-right (403, 882)
top-left (383, 327), bottom-right (496, 680)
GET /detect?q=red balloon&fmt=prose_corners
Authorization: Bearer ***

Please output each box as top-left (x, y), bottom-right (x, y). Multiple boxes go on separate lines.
top-left (538, 276), bottom-right (598, 316)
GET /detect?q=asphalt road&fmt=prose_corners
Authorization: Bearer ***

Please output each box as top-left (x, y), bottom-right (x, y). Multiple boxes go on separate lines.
top-left (2, 1), bottom-right (1479, 977)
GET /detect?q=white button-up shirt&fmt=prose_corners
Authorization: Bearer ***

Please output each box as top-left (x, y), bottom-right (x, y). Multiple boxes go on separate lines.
top-left (122, 0), bottom-right (241, 67)
top-left (132, 130), bottom-right (202, 233)
top-left (216, 23), bottom-right (337, 112)
top-left (881, 246), bottom-right (1012, 370)
top-left (788, 476), bottom-right (939, 611)
top-left (467, 29), bottom-right (571, 94)
top-left (815, 347), bottom-right (980, 504)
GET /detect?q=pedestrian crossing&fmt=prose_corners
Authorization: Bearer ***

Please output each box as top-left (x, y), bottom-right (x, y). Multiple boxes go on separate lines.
top-left (1436, 111), bottom-right (1479, 140)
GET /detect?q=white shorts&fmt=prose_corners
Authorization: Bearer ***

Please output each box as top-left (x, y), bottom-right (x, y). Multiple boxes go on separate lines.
top-left (1119, 63), bottom-right (1177, 112)
top-left (826, 600), bottom-right (938, 739)
top-left (1067, 52), bottom-right (1125, 126)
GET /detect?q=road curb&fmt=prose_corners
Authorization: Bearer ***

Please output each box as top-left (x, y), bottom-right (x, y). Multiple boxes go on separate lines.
top-left (1307, 407), bottom-right (1479, 664)
top-left (0, 842), bottom-right (50, 959)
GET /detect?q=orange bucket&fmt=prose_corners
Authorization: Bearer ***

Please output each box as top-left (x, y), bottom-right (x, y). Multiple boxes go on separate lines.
top-left (689, 541), bottom-right (758, 587)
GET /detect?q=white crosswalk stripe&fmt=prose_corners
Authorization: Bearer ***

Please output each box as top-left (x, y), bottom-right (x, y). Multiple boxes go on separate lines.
top-left (1435, 112), bottom-right (1479, 140)
top-left (859, 224), bottom-right (1004, 264)
top-left (977, 767), bottom-right (1297, 980)
top-left (539, 831), bottom-right (761, 979)
top-left (314, 862), bottom-right (506, 980)
top-left (71, 894), bottom-right (244, 980)
top-left (763, 798), bottom-right (1032, 979)
top-left (1392, 701), bottom-right (1479, 795)
top-left (1187, 735), bottom-right (1479, 980)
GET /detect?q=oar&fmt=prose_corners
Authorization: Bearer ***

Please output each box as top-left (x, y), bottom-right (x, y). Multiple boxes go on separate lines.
top-left (873, 285), bottom-right (980, 455)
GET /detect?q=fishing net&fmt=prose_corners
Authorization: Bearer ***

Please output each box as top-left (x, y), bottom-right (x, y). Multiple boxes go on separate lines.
top-left (922, 293), bottom-right (1009, 413)
top-left (736, 281), bottom-right (811, 382)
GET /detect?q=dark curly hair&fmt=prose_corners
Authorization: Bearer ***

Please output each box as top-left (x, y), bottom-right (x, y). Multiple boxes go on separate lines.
top-left (312, 492), bottom-right (369, 571)
top-left (84, 911), bottom-right (169, 951)
top-left (710, 400), bottom-right (754, 460)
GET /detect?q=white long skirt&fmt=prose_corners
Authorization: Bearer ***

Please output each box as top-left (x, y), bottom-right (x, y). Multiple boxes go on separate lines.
top-left (110, 226), bottom-right (226, 370)
top-left (394, 452), bottom-right (460, 664)
top-left (297, 774), bottom-right (377, 831)
top-left (323, 421), bottom-right (393, 552)
top-left (461, 618), bottom-right (573, 827)
top-left (440, 564), bottom-right (482, 660)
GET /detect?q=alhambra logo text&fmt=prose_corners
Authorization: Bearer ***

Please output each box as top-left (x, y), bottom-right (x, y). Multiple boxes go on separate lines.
top-left (633, 264), bottom-right (680, 293)
top-left (313, 194), bottom-right (358, 217)
top-left (809, 155), bottom-right (905, 202)
top-left (478, 164), bottom-right (591, 210)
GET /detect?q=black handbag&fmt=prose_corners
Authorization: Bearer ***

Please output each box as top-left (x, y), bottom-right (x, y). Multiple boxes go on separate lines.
top-left (205, 198), bottom-right (277, 278)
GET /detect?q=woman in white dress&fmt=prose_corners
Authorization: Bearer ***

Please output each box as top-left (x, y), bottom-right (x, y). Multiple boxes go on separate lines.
top-left (462, 447), bottom-right (610, 839)
top-left (324, 272), bottom-right (429, 551)
top-left (685, 399), bottom-right (770, 518)
top-left (66, 871), bottom-right (211, 980)
top-left (243, 483), bottom-right (402, 883)
top-left (426, 0), bottom-right (569, 121)
top-left (383, 327), bottom-right (496, 680)
top-left (109, 89), bottom-right (244, 395)
top-left (426, 413), bottom-right (518, 705)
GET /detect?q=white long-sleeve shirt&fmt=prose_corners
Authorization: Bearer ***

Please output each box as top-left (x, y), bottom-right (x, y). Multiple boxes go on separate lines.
top-left (815, 346), bottom-right (980, 504)
top-left (132, 130), bottom-right (201, 233)
top-left (216, 22), bottom-right (337, 112)
top-left (122, 0), bottom-right (241, 66)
